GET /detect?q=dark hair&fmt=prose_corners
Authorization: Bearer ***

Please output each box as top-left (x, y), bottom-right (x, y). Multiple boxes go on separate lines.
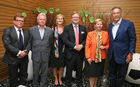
top-left (110, 7), bottom-right (122, 14)
top-left (13, 14), bottom-right (24, 20)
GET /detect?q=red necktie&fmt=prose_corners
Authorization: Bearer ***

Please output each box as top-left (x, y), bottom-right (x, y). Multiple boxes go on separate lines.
top-left (75, 24), bottom-right (79, 45)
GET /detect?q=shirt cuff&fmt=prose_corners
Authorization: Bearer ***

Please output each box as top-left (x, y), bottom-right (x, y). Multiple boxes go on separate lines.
top-left (74, 46), bottom-right (77, 49)
top-left (17, 50), bottom-right (21, 56)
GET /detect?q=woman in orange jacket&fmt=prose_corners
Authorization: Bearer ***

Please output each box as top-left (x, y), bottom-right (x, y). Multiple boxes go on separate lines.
top-left (85, 19), bottom-right (109, 87)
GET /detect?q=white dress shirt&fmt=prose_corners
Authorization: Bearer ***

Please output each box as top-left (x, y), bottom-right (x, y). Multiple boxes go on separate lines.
top-left (72, 24), bottom-right (82, 49)
top-left (112, 18), bottom-right (122, 39)
top-left (14, 26), bottom-right (24, 42)
top-left (72, 23), bottom-right (79, 33)
top-left (14, 26), bottom-right (24, 56)
top-left (38, 25), bottom-right (46, 39)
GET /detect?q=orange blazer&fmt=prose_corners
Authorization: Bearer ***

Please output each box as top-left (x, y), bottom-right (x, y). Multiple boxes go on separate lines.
top-left (85, 30), bottom-right (109, 61)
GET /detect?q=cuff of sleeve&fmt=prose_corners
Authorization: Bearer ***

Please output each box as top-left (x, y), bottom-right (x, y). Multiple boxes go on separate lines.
top-left (17, 50), bottom-right (21, 56)
top-left (74, 46), bottom-right (77, 49)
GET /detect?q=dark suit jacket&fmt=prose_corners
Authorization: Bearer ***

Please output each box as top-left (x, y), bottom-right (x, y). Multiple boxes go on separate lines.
top-left (2, 26), bottom-right (30, 64)
top-left (29, 25), bottom-right (53, 62)
top-left (108, 19), bottom-right (136, 64)
top-left (62, 24), bottom-right (87, 59)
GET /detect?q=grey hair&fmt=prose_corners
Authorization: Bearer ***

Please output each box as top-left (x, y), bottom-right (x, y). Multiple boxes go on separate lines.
top-left (110, 7), bottom-right (122, 14)
top-left (37, 13), bottom-right (46, 20)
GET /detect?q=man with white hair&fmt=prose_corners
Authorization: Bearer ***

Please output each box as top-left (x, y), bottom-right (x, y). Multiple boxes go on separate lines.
top-left (29, 13), bottom-right (53, 87)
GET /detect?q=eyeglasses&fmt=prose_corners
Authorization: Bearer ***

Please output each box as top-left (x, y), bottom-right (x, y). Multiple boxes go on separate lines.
top-left (112, 12), bottom-right (121, 15)
top-left (72, 17), bottom-right (79, 19)
top-left (57, 18), bottom-right (63, 20)
top-left (15, 20), bottom-right (24, 23)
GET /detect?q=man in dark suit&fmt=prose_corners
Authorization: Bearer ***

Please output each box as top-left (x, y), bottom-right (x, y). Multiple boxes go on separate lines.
top-left (108, 7), bottom-right (136, 87)
top-left (29, 13), bottom-right (53, 87)
top-left (62, 11), bottom-right (87, 87)
top-left (2, 14), bottom-right (30, 87)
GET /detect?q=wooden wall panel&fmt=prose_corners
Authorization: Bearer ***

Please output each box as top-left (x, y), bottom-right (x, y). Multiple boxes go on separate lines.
top-left (47, 0), bottom-right (140, 53)
top-left (0, 0), bottom-right (48, 82)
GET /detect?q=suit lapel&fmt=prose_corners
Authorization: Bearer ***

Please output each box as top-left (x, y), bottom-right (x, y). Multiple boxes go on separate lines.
top-left (70, 24), bottom-right (75, 41)
top-left (12, 27), bottom-right (19, 42)
top-left (22, 29), bottom-right (27, 47)
top-left (79, 25), bottom-right (82, 42)
top-left (115, 19), bottom-right (125, 39)
top-left (43, 27), bottom-right (49, 40)
top-left (35, 26), bottom-right (42, 40)
top-left (93, 30), bottom-right (97, 42)
top-left (109, 23), bottom-right (114, 41)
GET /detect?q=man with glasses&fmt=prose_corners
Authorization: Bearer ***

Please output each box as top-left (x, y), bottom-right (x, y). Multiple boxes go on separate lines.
top-left (62, 11), bottom-right (87, 87)
top-left (108, 7), bottom-right (136, 87)
top-left (2, 14), bottom-right (30, 87)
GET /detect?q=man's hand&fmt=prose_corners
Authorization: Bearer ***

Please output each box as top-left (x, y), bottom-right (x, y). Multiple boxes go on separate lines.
top-left (126, 53), bottom-right (133, 64)
top-left (18, 50), bottom-right (26, 58)
top-left (75, 44), bottom-right (83, 51)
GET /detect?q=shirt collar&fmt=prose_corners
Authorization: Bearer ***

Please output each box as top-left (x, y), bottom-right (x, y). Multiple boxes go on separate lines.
top-left (112, 18), bottom-right (122, 25)
top-left (72, 23), bottom-right (79, 27)
top-left (38, 25), bottom-right (47, 30)
top-left (14, 26), bottom-right (22, 31)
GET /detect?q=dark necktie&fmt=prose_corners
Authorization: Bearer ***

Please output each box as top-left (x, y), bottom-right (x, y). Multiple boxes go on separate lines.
top-left (18, 30), bottom-right (23, 50)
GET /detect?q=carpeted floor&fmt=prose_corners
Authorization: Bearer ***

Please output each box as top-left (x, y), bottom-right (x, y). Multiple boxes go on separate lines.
top-left (0, 69), bottom-right (139, 87)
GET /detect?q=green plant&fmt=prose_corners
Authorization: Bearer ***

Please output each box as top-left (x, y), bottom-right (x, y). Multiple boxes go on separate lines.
top-left (78, 10), bottom-right (110, 32)
top-left (22, 12), bottom-right (27, 17)
top-left (34, 7), bottom-right (61, 28)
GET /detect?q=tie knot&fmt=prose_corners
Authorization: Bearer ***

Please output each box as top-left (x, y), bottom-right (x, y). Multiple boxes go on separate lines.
top-left (75, 24), bottom-right (77, 27)
top-left (18, 29), bottom-right (22, 33)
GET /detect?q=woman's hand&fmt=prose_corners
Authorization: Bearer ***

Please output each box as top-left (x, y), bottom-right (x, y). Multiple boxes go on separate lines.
top-left (99, 45), bottom-right (105, 49)
top-left (87, 58), bottom-right (92, 64)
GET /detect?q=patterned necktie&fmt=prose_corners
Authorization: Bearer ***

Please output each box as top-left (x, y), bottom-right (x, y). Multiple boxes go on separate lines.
top-left (18, 30), bottom-right (23, 50)
top-left (75, 24), bottom-right (79, 45)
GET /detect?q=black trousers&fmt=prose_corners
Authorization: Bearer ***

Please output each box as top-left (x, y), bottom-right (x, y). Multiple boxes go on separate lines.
top-left (109, 57), bottom-right (128, 87)
top-left (65, 52), bottom-right (83, 86)
top-left (8, 60), bottom-right (28, 87)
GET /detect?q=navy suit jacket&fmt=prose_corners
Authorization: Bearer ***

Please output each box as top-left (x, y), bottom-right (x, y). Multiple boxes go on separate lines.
top-left (108, 19), bottom-right (136, 64)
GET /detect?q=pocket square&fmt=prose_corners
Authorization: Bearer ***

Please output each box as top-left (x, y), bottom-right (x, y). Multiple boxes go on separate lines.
top-left (81, 31), bottom-right (85, 34)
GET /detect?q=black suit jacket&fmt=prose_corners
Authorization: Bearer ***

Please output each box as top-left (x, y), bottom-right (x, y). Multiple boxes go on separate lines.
top-left (62, 24), bottom-right (87, 59)
top-left (2, 26), bottom-right (30, 64)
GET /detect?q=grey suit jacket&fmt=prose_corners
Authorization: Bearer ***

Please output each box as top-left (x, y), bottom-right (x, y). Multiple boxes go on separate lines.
top-left (2, 26), bottom-right (30, 64)
top-left (29, 25), bottom-right (53, 62)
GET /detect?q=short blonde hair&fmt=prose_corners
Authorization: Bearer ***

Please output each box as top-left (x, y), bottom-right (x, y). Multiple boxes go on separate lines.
top-left (56, 14), bottom-right (64, 19)
top-left (94, 18), bottom-right (103, 25)
top-left (56, 14), bottom-right (64, 24)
